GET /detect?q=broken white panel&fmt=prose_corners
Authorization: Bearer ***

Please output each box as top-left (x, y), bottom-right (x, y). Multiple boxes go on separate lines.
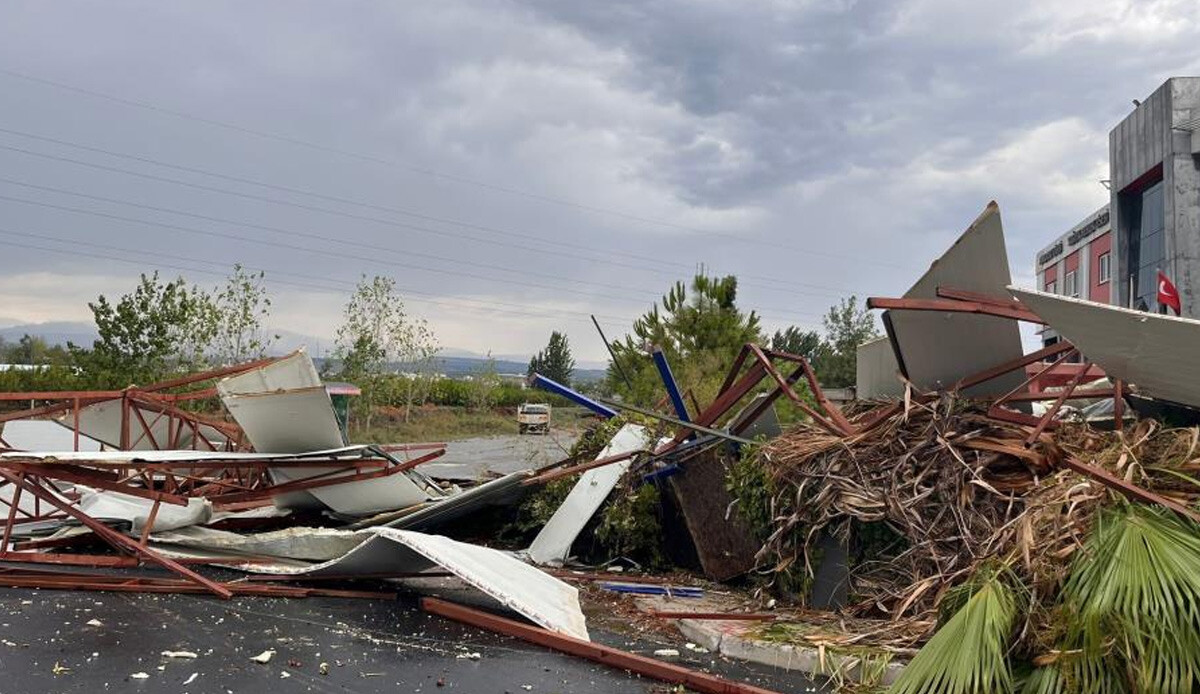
top-left (153, 526), bottom-right (589, 640)
top-left (217, 352), bottom-right (439, 514)
top-left (216, 349), bottom-right (322, 395)
top-left (222, 387), bottom-right (345, 453)
top-left (78, 490), bottom-right (211, 533)
top-left (1011, 287), bottom-right (1200, 409)
top-left (0, 420), bottom-right (102, 452)
top-left (856, 336), bottom-right (904, 399)
top-left (527, 424), bottom-right (649, 566)
top-left (886, 203), bottom-right (1026, 397)
top-left (53, 398), bottom-right (230, 450)
top-left (267, 462), bottom-right (435, 515)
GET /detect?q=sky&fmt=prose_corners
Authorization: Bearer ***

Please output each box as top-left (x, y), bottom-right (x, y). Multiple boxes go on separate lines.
top-left (0, 0), bottom-right (1199, 363)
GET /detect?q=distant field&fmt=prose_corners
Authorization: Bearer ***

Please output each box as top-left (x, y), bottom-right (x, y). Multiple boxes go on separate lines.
top-left (347, 404), bottom-right (597, 443)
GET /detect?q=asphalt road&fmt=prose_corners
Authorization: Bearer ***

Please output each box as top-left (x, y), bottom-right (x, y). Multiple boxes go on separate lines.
top-left (422, 432), bottom-right (580, 481)
top-left (0, 588), bottom-right (815, 693)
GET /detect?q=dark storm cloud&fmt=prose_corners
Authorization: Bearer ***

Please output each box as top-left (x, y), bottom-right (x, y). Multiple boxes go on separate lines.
top-left (0, 0), bottom-right (1199, 358)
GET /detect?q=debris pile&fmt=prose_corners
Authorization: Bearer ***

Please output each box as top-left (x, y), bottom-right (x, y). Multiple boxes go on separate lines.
top-left (1, 200), bottom-right (1200, 692)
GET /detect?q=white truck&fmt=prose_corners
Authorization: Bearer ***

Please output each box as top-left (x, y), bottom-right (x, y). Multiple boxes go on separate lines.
top-left (517, 403), bottom-right (551, 435)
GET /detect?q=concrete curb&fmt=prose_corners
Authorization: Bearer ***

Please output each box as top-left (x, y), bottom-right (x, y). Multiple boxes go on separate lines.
top-left (676, 618), bottom-right (906, 687)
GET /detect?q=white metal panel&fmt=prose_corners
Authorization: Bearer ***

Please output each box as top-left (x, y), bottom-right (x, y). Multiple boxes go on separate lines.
top-left (527, 424), bottom-right (649, 566)
top-left (54, 398), bottom-right (230, 450)
top-left (0, 421), bottom-right (102, 451)
top-left (887, 203), bottom-right (1026, 396)
top-left (153, 526), bottom-right (589, 640)
top-left (216, 350), bottom-right (321, 396)
top-left (222, 386), bottom-right (345, 453)
top-left (1010, 287), bottom-right (1200, 408)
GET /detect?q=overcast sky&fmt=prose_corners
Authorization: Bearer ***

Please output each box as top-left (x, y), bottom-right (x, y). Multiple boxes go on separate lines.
top-left (1, 1), bottom-right (1198, 363)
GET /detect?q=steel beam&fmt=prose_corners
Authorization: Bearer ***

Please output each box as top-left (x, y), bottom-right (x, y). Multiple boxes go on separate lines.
top-left (422, 597), bottom-right (782, 694)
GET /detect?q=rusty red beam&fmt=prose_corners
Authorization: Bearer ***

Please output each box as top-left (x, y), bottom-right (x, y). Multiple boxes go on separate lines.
top-left (866, 297), bottom-right (1045, 324)
top-left (422, 597), bottom-right (782, 694)
top-left (730, 364), bottom-right (804, 436)
top-left (1025, 362), bottom-right (1092, 446)
top-left (747, 345), bottom-right (848, 436)
top-left (0, 469), bottom-right (232, 598)
top-left (0, 462), bottom-right (191, 507)
top-left (1062, 456), bottom-right (1200, 524)
top-left (523, 448), bottom-right (648, 486)
top-left (207, 458), bottom-right (426, 504)
top-left (389, 448), bottom-right (448, 473)
top-left (935, 286), bottom-right (1032, 312)
top-left (954, 341), bottom-right (1076, 392)
top-left (666, 360), bottom-right (767, 448)
top-left (763, 347), bottom-right (856, 435)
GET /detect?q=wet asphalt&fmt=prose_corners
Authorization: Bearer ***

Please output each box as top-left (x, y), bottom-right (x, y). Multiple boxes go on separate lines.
top-left (422, 433), bottom-right (580, 481)
top-left (0, 588), bottom-right (817, 693)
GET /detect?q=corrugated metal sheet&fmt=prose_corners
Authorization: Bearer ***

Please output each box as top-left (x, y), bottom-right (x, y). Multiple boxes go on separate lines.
top-left (886, 203), bottom-right (1026, 396)
top-left (1011, 287), bottom-right (1200, 409)
top-left (152, 526), bottom-right (590, 640)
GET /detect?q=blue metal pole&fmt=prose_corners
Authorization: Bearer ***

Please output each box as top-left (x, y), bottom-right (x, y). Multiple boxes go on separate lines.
top-left (651, 346), bottom-right (690, 422)
top-left (529, 373), bottom-right (618, 418)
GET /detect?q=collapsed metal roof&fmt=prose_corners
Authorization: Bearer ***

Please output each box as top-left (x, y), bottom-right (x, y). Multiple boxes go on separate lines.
top-left (1010, 286), bottom-right (1200, 410)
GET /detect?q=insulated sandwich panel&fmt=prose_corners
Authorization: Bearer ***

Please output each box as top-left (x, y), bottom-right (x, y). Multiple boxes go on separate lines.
top-left (886, 203), bottom-right (1026, 396)
top-left (527, 424), bottom-right (649, 566)
top-left (1010, 287), bottom-right (1200, 409)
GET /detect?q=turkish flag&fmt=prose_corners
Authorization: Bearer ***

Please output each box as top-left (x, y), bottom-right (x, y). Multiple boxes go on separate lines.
top-left (1158, 270), bottom-right (1182, 315)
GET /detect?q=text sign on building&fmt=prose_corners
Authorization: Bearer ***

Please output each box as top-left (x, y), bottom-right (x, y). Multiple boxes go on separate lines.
top-left (1067, 210), bottom-right (1110, 246)
top-left (1039, 241), bottom-right (1063, 266)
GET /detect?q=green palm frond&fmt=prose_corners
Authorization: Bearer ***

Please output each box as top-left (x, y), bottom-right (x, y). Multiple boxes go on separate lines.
top-left (889, 565), bottom-right (1021, 694)
top-left (1059, 503), bottom-right (1200, 693)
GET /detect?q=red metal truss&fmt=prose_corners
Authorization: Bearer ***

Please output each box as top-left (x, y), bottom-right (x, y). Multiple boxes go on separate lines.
top-left (866, 296), bottom-right (1045, 324)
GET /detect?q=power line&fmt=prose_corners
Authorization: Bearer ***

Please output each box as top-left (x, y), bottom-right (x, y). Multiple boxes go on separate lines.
top-left (0, 178), bottom-right (830, 324)
top-left (0, 230), bottom-right (634, 326)
top-left (0, 124), bottom-right (863, 296)
top-left (0, 66), bottom-right (914, 270)
top-left (0, 139), bottom-right (850, 302)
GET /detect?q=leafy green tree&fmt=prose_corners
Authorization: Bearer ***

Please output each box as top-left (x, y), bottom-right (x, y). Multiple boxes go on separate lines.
top-left (71, 272), bottom-right (216, 387)
top-left (813, 295), bottom-right (879, 388)
top-left (527, 331), bottom-right (575, 386)
top-left (769, 326), bottom-right (822, 362)
top-left (608, 273), bottom-right (762, 407)
top-left (334, 275), bottom-right (438, 427)
top-left (468, 352), bottom-right (501, 411)
top-left (210, 264), bottom-right (277, 365)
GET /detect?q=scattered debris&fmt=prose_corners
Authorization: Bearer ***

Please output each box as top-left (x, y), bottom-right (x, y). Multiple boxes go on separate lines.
top-left (249, 649), bottom-right (275, 664)
top-left (161, 650), bottom-right (198, 659)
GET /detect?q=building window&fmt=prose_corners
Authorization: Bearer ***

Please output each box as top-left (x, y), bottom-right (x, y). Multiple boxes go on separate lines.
top-left (1098, 252), bottom-right (1111, 284)
top-left (1063, 270), bottom-right (1078, 297)
top-left (1044, 279), bottom-right (1057, 294)
top-left (1124, 180), bottom-right (1165, 309)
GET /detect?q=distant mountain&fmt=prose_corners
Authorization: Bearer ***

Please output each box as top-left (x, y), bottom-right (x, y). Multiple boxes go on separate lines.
top-left (0, 321), bottom-right (98, 347)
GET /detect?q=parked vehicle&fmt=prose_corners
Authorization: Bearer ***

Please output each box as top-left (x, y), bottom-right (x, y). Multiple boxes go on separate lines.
top-left (517, 403), bottom-right (551, 434)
